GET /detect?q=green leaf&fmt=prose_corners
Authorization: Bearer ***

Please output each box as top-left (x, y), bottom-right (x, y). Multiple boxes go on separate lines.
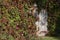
top-left (8, 35), bottom-right (15, 40)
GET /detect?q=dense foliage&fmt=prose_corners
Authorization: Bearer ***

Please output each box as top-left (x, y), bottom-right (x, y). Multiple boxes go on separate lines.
top-left (0, 0), bottom-right (60, 40)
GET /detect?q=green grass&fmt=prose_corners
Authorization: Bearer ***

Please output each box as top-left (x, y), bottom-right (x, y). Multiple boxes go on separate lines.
top-left (39, 37), bottom-right (60, 40)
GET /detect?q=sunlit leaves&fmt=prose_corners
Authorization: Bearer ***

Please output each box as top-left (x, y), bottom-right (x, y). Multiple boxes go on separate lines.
top-left (0, 0), bottom-right (36, 40)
